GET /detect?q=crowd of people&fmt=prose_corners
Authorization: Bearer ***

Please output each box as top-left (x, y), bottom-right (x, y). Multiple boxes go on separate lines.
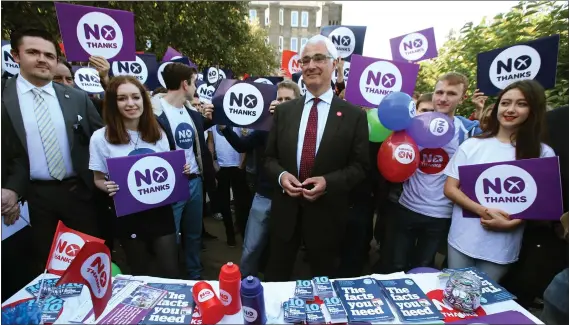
top-left (1, 27), bottom-right (568, 324)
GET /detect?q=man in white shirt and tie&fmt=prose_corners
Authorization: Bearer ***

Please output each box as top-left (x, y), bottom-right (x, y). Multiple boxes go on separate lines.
top-left (1, 28), bottom-right (103, 271)
top-left (264, 35), bottom-right (369, 281)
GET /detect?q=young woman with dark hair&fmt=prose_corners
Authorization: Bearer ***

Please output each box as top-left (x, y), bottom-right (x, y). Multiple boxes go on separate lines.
top-left (443, 80), bottom-right (555, 281)
top-left (89, 75), bottom-right (182, 278)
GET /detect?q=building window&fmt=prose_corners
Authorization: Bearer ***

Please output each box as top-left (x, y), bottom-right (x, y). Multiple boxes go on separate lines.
top-left (279, 9), bottom-right (284, 26)
top-left (291, 11), bottom-right (299, 27)
top-left (279, 36), bottom-right (284, 52)
top-left (301, 37), bottom-right (308, 48)
top-left (249, 9), bottom-right (257, 23)
top-left (301, 11), bottom-right (309, 27)
top-left (291, 37), bottom-right (298, 52)
top-left (265, 8), bottom-right (270, 25)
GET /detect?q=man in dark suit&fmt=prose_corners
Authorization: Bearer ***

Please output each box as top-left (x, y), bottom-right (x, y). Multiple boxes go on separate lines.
top-left (1, 28), bottom-right (103, 270)
top-left (264, 35), bottom-right (370, 280)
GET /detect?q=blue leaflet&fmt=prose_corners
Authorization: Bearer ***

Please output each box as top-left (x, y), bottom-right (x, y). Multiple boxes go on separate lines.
top-left (442, 267), bottom-right (516, 305)
top-left (322, 296), bottom-right (348, 321)
top-left (283, 298), bottom-right (306, 323)
top-left (380, 278), bottom-right (444, 322)
top-left (294, 279), bottom-right (314, 300)
top-left (332, 278), bottom-right (395, 323)
top-left (305, 303), bottom-right (325, 324)
top-left (312, 276), bottom-right (334, 298)
top-left (141, 283), bottom-right (194, 325)
top-left (25, 279), bottom-right (83, 298)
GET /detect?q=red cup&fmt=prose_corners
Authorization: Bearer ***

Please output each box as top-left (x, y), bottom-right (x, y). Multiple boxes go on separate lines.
top-left (219, 262), bottom-right (242, 315)
top-left (192, 281), bottom-right (225, 324)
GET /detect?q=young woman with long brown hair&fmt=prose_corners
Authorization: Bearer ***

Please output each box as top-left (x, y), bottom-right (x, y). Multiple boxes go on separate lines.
top-left (89, 76), bottom-right (184, 278)
top-left (443, 80), bottom-right (555, 281)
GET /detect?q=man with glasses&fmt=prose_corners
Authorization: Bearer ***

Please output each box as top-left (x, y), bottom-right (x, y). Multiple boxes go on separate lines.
top-left (264, 35), bottom-right (370, 280)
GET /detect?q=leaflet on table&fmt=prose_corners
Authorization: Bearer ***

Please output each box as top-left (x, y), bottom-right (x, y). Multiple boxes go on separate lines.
top-left (283, 298), bottom-right (306, 323)
top-left (294, 279), bottom-right (314, 300)
top-left (312, 276), bottom-right (334, 298)
top-left (141, 283), bottom-right (194, 324)
top-left (68, 278), bottom-right (144, 323)
top-left (25, 279), bottom-right (84, 298)
top-left (305, 302), bottom-right (326, 324)
top-left (189, 305), bottom-right (203, 325)
top-left (441, 267), bottom-right (516, 304)
top-left (380, 278), bottom-right (444, 322)
top-left (96, 285), bottom-right (167, 324)
top-left (332, 278), bottom-right (395, 322)
top-left (322, 296), bottom-right (348, 323)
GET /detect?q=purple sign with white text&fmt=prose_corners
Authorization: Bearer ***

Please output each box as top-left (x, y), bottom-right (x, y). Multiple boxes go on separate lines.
top-left (448, 311), bottom-right (536, 324)
top-left (344, 54), bottom-right (420, 108)
top-left (459, 156), bottom-right (563, 220)
top-left (106, 150), bottom-right (189, 217)
top-left (55, 2), bottom-right (136, 62)
top-left (212, 79), bottom-right (277, 131)
top-left (390, 27), bottom-right (438, 63)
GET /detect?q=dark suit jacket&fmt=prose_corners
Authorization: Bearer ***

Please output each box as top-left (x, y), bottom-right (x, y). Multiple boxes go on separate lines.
top-left (264, 94), bottom-right (370, 248)
top-left (1, 105), bottom-right (29, 198)
top-left (1, 76), bottom-right (104, 190)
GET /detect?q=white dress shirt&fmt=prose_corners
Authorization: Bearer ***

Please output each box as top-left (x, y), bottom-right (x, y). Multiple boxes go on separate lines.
top-left (17, 76), bottom-right (75, 180)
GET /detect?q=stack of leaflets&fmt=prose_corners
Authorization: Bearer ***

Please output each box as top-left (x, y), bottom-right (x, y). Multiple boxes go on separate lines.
top-left (322, 296), bottom-right (348, 323)
top-left (379, 278), bottom-right (444, 323)
top-left (283, 298), bottom-right (306, 323)
top-left (312, 276), bottom-right (334, 298)
top-left (305, 302), bottom-right (326, 324)
top-left (332, 278), bottom-right (395, 323)
top-left (24, 279), bottom-right (84, 323)
top-left (441, 267), bottom-right (516, 304)
top-left (141, 283), bottom-right (194, 324)
top-left (294, 280), bottom-right (314, 300)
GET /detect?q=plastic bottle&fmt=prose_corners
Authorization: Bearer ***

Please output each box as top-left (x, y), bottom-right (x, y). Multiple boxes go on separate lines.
top-left (192, 281), bottom-right (225, 324)
top-left (219, 262), bottom-right (242, 315)
top-left (240, 275), bottom-right (267, 325)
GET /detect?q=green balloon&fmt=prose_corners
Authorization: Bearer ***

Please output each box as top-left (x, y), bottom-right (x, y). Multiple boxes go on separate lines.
top-left (367, 108), bottom-right (392, 143)
top-left (111, 262), bottom-right (122, 277)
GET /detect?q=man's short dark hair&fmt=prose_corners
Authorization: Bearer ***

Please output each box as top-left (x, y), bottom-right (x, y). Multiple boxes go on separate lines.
top-left (10, 28), bottom-right (60, 56)
top-left (58, 56), bottom-right (73, 76)
top-left (162, 63), bottom-right (197, 90)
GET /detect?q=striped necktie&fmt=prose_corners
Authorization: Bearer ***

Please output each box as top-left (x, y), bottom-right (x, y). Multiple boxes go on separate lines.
top-left (32, 88), bottom-right (66, 181)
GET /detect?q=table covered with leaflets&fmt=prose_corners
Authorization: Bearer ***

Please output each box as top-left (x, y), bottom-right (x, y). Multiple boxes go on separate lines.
top-left (2, 269), bottom-right (543, 324)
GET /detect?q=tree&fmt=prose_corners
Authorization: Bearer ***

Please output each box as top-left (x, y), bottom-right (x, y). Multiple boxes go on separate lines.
top-left (0, 1), bottom-right (279, 76)
top-left (414, 1), bottom-right (568, 116)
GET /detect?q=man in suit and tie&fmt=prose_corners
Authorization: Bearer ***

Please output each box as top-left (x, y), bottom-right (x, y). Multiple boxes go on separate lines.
top-left (1, 28), bottom-right (103, 270)
top-left (264, 35), bottom-right (370, 280)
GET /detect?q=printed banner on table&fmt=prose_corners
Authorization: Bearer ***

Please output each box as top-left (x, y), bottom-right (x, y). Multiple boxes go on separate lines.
top-left (97, 285), bottom-right (167, 324)
top-left (320, 25), bottom-right (367, 61)
top-left (390, 27), bottom-right (438, 63)
top-left (110, 53), bottom-right (159, 90)
top-left (1, 39), bottom-right (19, 77)
top-left (281, 50), bottom-right (301, 77)
top-left (458, 156), bottom-right (563, 220)
top-left (476, 35), bottom-right (560, 96)
top-left (448, 310), bottom-right (536, 324)
top-left (73, 67), bottom-right (105, 94)
top-left (54, 2), bottom-right (136, 62)
top-left (157, 56), bottom-right (197, 88)
top-left (211, 79), bottom-right (277, 131)
top-left (106, 150), bottom-right (189, 217)
top-left (344, 54), bottom-right (420, 108)
top-left (247, 76), bottom-right (284, 85)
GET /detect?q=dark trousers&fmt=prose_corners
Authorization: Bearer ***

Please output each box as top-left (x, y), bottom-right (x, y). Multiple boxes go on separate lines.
top-left (372, 200), bottom-right (399, 274)
top-left (215, 167), bottom-right (252, 240)
top-left (1, 226), bottom-right (38, 301)
top-left (337, 193), bottom-right (375, 278)
top-left (389, 204), bottom-right (449, 272)
top-left (119, 233), bottom-right (180, 279)
top-left (27, 178), bottom-right (100, 272)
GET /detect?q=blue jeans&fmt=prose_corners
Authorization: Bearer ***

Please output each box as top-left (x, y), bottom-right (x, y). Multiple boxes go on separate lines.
top-left (541, 268), bottom-right (569, 325)
top-left (447, 244), bottom-right (510, 282)
top-left (172, 177), bottom-right (203, 279)
top-left (240, 193), bottom-right (271, 277)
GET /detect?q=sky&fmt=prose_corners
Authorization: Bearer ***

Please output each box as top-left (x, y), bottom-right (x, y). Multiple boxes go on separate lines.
top-left (339, 1), bottom-right (520, 60)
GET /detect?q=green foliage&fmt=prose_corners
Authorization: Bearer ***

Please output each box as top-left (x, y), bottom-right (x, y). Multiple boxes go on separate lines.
top-left (414, 1), bottom-right (568, 116)
top-left (0, 1), bottom-right (279, 76)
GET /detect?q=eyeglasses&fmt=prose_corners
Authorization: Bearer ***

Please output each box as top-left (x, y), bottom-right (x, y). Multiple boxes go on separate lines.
top-left (299, 54), bottom-right (334, 67)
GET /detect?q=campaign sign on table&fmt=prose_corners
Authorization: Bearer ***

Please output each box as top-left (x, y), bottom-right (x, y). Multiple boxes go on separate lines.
top-left (448, 310), bottom-right (535, 324)
top-left (281, 50), bottom-right (302, 77)
top-left (247, 76), bottom-right (284, 85)
top-left (111, 53), bottom-right (159, 90)
top-left (344, 54), bottom-right (420, 108)
top-left (320, 25), bottom-right (367, 61)
top-left (476, 35), bottom-right (560, 96)
top-left (458, 156), bottom-right (563, 220)
top-left (106, 150), bottom-right (189, 217)
top-left (390, 27), bottom-right (438, 63)
top-left (54, 2), bottom-right (136, 61)
top-left (1, 40), bottom-right (19, 77)
top-left (196, 80), bottom-right (216, 104)
top-left (74, 67), bottom-right (105, 94)
top-left (157, 56), bottom-right (195, 88)
top-left (211, 79), bottom-right (277, 131)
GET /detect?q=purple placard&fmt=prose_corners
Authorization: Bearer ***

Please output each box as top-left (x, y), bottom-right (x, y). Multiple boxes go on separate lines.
top-left (458, 156), bottom-right (563, 220)
top-left (344, 54), bottom-right (420, 108)
top-left (390, 27), bottom-right (438, 63)
top-left (161, 46), bottom-right (182, 62)
top-left (211, 79), bottom-right (277, 131)
top-left (448, 311), bottom-right (536, 324)
top-left (106, 150), bottom-right (189, 217)
top-left (54, 2), bottom-right (136, 62)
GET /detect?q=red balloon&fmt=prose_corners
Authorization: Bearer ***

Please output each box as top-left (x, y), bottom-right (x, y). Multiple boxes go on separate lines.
top-left (378, 131), bottom-right (420, 183)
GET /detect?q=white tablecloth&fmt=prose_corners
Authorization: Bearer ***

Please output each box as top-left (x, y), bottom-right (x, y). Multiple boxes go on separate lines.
top-left (2, 272), bottom-right (544, 324)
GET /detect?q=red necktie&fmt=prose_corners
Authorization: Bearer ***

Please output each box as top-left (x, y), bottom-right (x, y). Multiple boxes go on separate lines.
top-left (299, 97), bottom-right (320, 183)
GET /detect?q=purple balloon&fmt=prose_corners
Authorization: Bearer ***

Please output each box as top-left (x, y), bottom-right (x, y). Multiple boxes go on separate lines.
top-left (406, 112), bottom-right (455, 148)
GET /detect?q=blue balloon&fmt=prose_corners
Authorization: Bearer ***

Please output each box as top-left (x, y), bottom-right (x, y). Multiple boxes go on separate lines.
top-left (377, 92), bottom-right (416, 131)
top-left (406, 112), bottom-right (455, 148)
